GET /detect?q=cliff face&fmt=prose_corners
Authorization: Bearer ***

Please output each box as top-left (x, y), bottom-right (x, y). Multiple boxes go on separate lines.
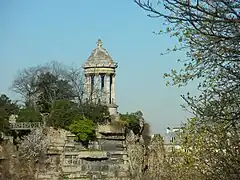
top-left (125, 133), bottom-right (167, 180)
top-left (125, 130), bottom-right (144, 180)
top-left (0, 140), bottom-right (37, 180)
top-left (145, 134), bottom-right (166, 179)
top-left (37, 126), bottom-right (129, 180)
top-left (0, 142), bottom-right (17, 179)
top-left (1, 127), bottom-right (165, 180)
top-left (36, 128), bottom-right (68, 180)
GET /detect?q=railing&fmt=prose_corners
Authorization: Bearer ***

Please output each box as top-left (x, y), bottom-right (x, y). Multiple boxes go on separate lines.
top-left (9, 122), bottom-right (43, 130)
top-left (63, 159), bottom-right (121, 171)
top-left (101, 135), bottom-right (125, 140)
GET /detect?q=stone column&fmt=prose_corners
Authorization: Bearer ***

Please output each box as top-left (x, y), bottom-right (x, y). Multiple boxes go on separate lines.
top-left (84, 75), bottom-right (87, 101)
top-left (104, 74), bottom-right (110, 104)
top-left (100, 74), bottom-right (104, 102)
top-left (107, 75), bottom-right (111, 104)
top-left (103, 74), bottom-right (106, 103)
top-left (84, 75), bottom-right (91, 102)
top-left (90, 75), bottom-right (94, 102)
top-left (97, 75), bottom-right (101, 103)
top-left (92, 75), bottom-right (95, 103)
top-left (92, 75), bottom-right (98, 103)
top-left (111, 74), bottom-right (116, 104)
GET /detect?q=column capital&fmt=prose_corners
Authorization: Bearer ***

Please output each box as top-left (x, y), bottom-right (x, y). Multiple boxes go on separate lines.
top-left (104, 73), bottom-right (111, 76)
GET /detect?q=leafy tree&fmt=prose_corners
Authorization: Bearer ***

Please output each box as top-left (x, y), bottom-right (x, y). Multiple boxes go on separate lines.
top-left (36, 72), bottom-right (74, 113)
top-left (80, 103), bottom-right (111, 125)
top-left (0, 94), bottom-right (18, 113)
top-left (135, 0), bottom-right (240, 179)
top-left (167, 117), bottom-right (240, 180)
top-left (43, 100), bottom-right (109, 142)
top-left (120, 110), bottom-right (151, 145)
top-left (0, 94), bottom-right (18, 134)
top-left (17, 108), bottom-right (42, 122)
top-left (68, 115), bottom-right (96, 142)
top-left (11, 61), bottom-right (83, 110)
top-left (48, 100), bottom-right (80, 129)
top-left (0, 110), bottom-right (10, 135)
top-left (120, 111), bottom-right (142, 135)
top-left (135, 0), bottom-right (240, 127)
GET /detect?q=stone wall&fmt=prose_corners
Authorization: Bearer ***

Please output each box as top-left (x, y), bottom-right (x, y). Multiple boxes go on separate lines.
top-left (38, 126), bottom-right (130, 180)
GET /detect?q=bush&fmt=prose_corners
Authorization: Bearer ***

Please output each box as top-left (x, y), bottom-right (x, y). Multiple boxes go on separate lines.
top-left (68, 115), bottom-right (96, 142)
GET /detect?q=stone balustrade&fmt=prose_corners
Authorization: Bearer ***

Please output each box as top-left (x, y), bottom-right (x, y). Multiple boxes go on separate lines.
top-left (63, 160), bottom-right (123, 172)
top-left (100, 135), bottom-right (125, 140)
top-left (64, 150), bottom-right (108, 158)
top-left (9, 122), bottom-right (43, 130)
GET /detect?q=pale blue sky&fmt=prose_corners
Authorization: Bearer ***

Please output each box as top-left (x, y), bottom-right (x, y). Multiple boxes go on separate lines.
top-left (0, 0), bottom-right (197, 134)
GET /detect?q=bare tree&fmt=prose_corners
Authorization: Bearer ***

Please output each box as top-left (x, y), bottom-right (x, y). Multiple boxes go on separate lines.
top-left (18, 127), bottom-right (49, 179)
top-left (12, 61), bottom-right (110, 108)
top-left (64, 66), bottom-right (85, 104)
top-left (18, 128), bottom-right (48, 161)
top-left (144, 134), bottom-right (166, 179)
top-left (135, 1), bottom-right (240, 179)
top-left (11, 61), bottom-right (85, 110)
top-left (0, 128), bottom-right (49, 180)
top-left (12, 65), bottom-right (46, 108)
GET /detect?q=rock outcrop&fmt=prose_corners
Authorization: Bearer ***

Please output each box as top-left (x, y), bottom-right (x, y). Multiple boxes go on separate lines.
top-left (38, 125), bottom-right (129, 180)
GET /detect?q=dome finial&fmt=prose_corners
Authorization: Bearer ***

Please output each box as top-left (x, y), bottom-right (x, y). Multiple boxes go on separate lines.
top-left (97, 39), bottom-right (102, 48)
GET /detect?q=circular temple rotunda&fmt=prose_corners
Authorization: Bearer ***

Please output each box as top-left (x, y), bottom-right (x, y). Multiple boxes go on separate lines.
top-left (83, 39), bottom-right (118, 116)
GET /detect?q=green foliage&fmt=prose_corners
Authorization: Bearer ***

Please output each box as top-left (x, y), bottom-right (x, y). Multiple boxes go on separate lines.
top-left (10, 62), bottom-right (113, 143)
top-left (48, 100), bottom-right (80, 129)
top-left (12, 61), bottom-right (87, 111)
top-left (0, 94), bottom-right (18, 134)
top-left (36, 72), bottom-right (74, 113)
top-left (168, 117), bottom-right (240, 180)
top-left (68, 115), bottom-right (96, 142)
top-left (48, 100), bottom-right (111, 127)
top-left (0, 94), bottom-right (18, 115)
top-left (0, 109), bottom-right (10, 135)
top-left (120, 112), bottom-right (141, 134)
top-left (17, 108), bottom-right (42, 122)
top-left (47, 100), bottom-right (108, 142)
top-left (80, 103), bottom-right (110, 124)
top-left (136, 1), bottom-right (240, 179)
top-left (120, 111), bottom-right (145, 135)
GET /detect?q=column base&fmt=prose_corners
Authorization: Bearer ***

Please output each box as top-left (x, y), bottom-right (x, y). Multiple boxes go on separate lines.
top-left (107, 103), bottom-right (118, 116)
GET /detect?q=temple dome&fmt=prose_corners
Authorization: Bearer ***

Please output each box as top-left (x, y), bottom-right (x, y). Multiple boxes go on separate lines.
top-left (84, 39), bottom-right (117, 69)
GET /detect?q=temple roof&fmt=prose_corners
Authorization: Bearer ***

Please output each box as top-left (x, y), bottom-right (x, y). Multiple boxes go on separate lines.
top-left (84, 39), bottom-right (117, 69)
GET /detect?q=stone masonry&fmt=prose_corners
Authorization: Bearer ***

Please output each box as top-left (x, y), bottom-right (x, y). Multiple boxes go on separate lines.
top-left (37, 126), bottom-right (129, 180)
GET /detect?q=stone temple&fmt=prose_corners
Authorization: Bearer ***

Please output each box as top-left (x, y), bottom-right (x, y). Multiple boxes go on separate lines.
top-left (83, 39), bottom-right (118, 116)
